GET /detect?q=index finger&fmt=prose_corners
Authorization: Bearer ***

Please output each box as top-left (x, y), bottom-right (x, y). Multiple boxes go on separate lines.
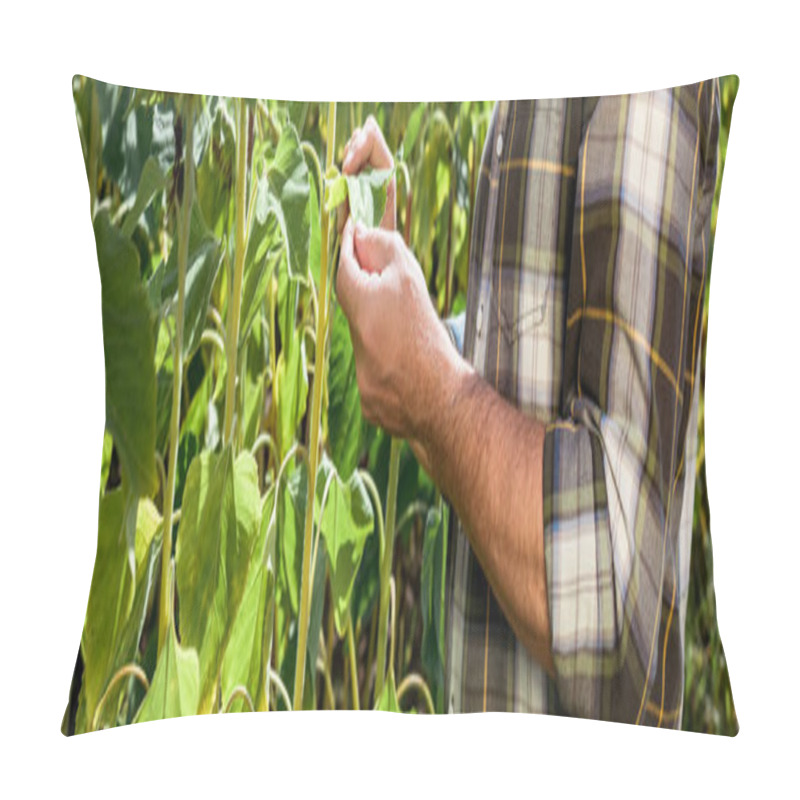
top-left (342, 116), bottom-right (393, 175)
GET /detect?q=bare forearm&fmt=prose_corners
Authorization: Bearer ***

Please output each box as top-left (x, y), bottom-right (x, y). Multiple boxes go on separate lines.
top-left (414, 343), bottom-right (555, 676)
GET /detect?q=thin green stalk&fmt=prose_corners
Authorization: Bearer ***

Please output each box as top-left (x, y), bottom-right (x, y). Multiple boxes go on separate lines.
top-left (374, 436), bottom-right (402, 701)
top-left (270, 667), bottom-right (292, 711)
top-left (346, 614), bottom-right (360, 710)
top-left (157, 95), bottom-right (195, 655)
top-left (317, 656), bottom-right (335, 711)
top-left (293, 101), bottom-right (337, 711)
top-left (91, 663), bottom-right (150, 732)
top-left (200, 328), bottom-right (227, 362)
top-left (223, 97), bottom-right (250, 445)
top-left (362, 602), bottom-right (378, 709)
top-left (222, 686), bottom-right (255, 713)
top-left (396, 673), bottom-right (435, 715)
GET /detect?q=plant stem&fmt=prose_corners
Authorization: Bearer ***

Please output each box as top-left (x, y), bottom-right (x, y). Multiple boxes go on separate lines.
top-left (374, 436), bottom-right (401, 701)
top-left (157, 95), bottom-right (194, 656)
top-left (396, 673), bottom-right (436, 715)
top-left (346, 613), bottom-right (360, 710)
top-left (222, 686), bottom-right (255, 713)
top-left (223, 97), bottom-right (250, 445)
top-left (293, 101), bottom-right (337, 711)
top-left (91, 664), bottom-right (150, 732)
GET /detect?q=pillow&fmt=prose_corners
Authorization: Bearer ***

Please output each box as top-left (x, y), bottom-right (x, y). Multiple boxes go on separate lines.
top-left (62, 75), bottom-right (738, 735)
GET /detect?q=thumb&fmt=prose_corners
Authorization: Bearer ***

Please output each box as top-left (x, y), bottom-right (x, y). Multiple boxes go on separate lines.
top-left (353, 223), bottom-right (397, 275)
top-left (336, 218), bottom-right (365, 322)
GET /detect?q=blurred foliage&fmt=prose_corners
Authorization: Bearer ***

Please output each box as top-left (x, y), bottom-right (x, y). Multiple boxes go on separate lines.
top-left (682, 75), bottom-right (739, 735)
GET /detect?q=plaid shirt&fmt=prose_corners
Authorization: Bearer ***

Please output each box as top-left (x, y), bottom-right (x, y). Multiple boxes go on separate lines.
top-left (445, 81), bottom-right (720, 726)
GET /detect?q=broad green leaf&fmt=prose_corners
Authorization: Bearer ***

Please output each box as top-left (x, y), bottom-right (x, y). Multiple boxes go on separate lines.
top-left (99, 430), bottom-right (113, 495)
top-left (375, 669), bottom-right (400, 713)
top-left (266, 122), bottom-right (311, 281)
top-left (241, 361), bottom-right (266, 454)
top-left (174, 447), bottom-right (261, 713)
top-left (181, 238), bottom-right (222, 361)
top-left (274, 327), bottom-right (308, 463)
top-left (196, 103), bottom-right (235, 238)
top-left (402, 103), bottom-right (425, 158)
top-left (95, 210), bottom-right (157, 500)
top-left (179, 367), bottom-right (211, 448)
top-left (277, 460), bottom-right (307, 615)
top-left (174, 432), bottom-right (198, 512)
top-left (307, 166), bottom-right (322, 286)
top-left (421, 503), bottom-right (448, 712)
top-left (328, 303), bottom-right (364, 479)
top-left (135, 620), bottom-right (200, 723)
top-left (221, 485), bottom-right (276, 712)
top-left (324, 173), bottom-right (348, 214)
top-left (239, 176), bottom-right (282, 346)
top-left (348, 168), bottom-right (393, 227)
top-left (76, 491), bottom-right (161, 733)
top-left (315, 455), bottom-right (374, 636)
top-left (121, 156), bottom-right (165, 238)
top-left (324, 168), bottom-right (394, 229)
top-left (157, 203), bottom-right (222, 361)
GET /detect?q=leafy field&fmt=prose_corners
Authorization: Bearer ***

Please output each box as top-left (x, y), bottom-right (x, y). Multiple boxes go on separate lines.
top-left (62, 78), bottom-right (737, 734)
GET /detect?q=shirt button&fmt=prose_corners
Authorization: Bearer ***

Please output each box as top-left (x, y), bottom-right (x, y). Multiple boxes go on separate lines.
top-left (476, 301), bottom-right (484, 336)
top-left (496, 132), bottom-right (503, 159)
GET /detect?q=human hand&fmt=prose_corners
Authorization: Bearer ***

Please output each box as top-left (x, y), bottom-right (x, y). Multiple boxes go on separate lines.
top-left (337, 116), bottom-right (396, 235)
top-left (335, 218), bottom-right (459, 444)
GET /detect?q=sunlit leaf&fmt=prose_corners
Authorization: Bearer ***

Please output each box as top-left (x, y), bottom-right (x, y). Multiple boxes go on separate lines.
top-left (135, 618), bottom-right (200, 723)
top-left (94, 210), bottom-right (157, 501)
top-left (76, 491), bottom-right (161, 733)
top-left (174, 447), bottom-right (261, 712)
top-left (315, 455), bottom-right (374, 636)
top-left (328, 304), bottom-right (364, 479)
top-left (121, 156), bottom-right (165, 238)
top-left (221, 485), bottom-right (276, 712)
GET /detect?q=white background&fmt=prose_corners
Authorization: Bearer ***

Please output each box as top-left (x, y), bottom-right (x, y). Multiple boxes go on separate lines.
top-left (1, 1), bottom-right (797, 797)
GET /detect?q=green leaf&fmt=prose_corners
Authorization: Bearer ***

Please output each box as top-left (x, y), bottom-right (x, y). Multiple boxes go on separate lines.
top-left (266, 121), bottom-right (311, 281)
top-left (324, 168), bottom-right (394, 229)
top-left (182, 238), bottom-right (222, 361)
top-left (375, 669), bottom-right (400, 713)
top-left (76, 491), bottom-right (161, 733)
top-left (347, 168), bottom-right (393, 228)
top-left (328, 303), bottom-right (364, 479)
top-left (274, 327), bottom-right (308, 463)
top-left (174, 447), bottom-right (261, 712)
top-left (239, 176), bottom-right (282, 346)
top-left (421, 503), bottom-right (448, 712)
top-left (221, 485), bottom-right (277, 712)
top-left (402, 103), bottom-right (425, 158)
top-left (121, 156), bottom-right (166, 238)
top-left (308, 166), bottom-right (322, 286)
top-left (324, 173), bottom-right (348, 214)
top-left (135, 619), bottom-right (200, 723)
top-left (315, 455), bottom-right (374, 636)
top-left (157, 203), bottom-right (222, 361)
top-left (277, 460), bottom-right (307, 615)
top-left (99, 430), bottom-right (113, 495)
top-left (95, 210), bottom-right (157, 500)
top-left (196, 103), bottom-right (235, 238)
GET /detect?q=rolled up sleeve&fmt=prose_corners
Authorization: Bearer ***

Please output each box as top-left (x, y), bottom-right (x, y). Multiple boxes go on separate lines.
top-left (542, 82), bottom-right (719, 723)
